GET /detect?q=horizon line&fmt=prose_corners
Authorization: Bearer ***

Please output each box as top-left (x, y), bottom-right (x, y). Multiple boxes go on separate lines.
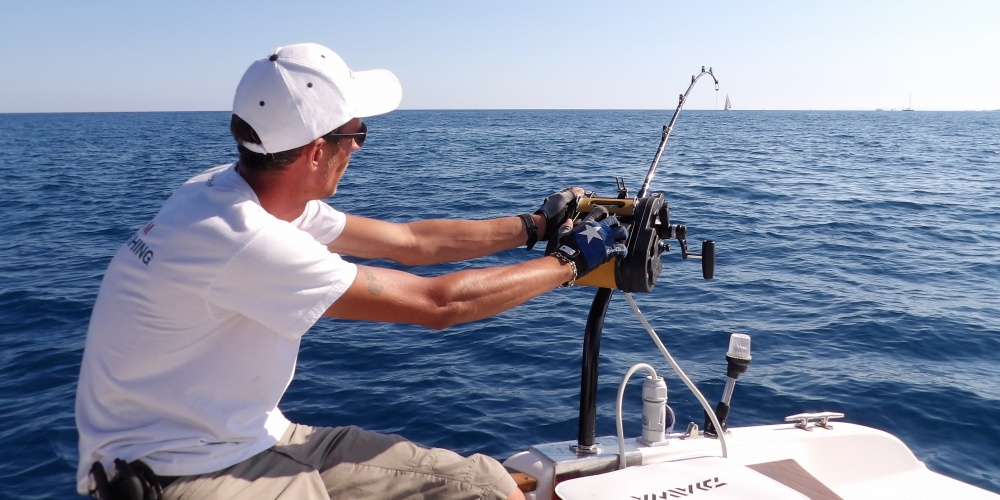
top-left (3, 108), bottom-right (998, 115)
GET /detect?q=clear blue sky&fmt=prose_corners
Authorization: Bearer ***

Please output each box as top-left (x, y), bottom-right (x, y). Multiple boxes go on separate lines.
top-left (2, 0), bottom-right (998, 113)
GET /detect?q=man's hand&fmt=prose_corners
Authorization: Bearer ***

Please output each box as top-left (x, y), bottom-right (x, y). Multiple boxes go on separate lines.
top-left (534, 187), bottom-right (585, 242)
top-left (548, 208), bottom-right (628, 282)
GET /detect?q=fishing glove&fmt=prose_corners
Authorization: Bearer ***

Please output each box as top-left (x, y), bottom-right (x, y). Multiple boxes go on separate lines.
top-left (526, 188), bottom-right (583, 249)
top-left (548, 208), bottom-right (629, 284)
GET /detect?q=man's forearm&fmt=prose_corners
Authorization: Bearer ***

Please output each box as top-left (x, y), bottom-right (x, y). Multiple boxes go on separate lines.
top-left (324, 255), bottom-right (574, 330)
top-left (397, 213), bottom-right (546, 266)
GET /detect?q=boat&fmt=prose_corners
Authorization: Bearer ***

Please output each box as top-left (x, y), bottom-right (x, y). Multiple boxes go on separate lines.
top-left (724, 94), bottom-right (732, 111)
top-left (502, 330), bottom-right (1000, 499)
top-left (500, 69), bottom-right (997, 500)
top-left (903, 94), bottom-right (914, 111)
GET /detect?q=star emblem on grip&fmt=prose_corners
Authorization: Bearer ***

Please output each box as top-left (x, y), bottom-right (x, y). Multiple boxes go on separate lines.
top-left (581, 224), bottom-right (604, 243)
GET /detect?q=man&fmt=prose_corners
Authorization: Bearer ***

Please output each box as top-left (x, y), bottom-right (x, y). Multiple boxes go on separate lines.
top-left (76, 42), bottom-right (627, 499)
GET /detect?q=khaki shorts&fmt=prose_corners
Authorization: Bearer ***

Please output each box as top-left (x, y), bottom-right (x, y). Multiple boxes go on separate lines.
top-left (160, 424), bottom-right (516, 500)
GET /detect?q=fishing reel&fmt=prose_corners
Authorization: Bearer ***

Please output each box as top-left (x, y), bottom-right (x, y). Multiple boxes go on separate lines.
top-left (572, 178), bottom-right (715, 292)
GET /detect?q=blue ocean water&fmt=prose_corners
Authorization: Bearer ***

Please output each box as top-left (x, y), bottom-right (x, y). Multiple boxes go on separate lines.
top-left (1, 109), bottom-right (998, 497)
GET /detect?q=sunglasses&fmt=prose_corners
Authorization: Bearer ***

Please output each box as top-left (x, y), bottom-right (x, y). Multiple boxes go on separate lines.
top-left (324, 121), bottom-right (368, 148)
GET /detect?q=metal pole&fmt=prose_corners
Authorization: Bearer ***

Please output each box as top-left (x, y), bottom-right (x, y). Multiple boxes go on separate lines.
top-left (576, 287), bottom-right (614, 451)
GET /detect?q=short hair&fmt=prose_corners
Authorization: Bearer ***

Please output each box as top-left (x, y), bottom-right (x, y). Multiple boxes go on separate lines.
top-left (230, 114), bottom-right (304, 173)
top-left (230, 115), bottom-right (351, 174)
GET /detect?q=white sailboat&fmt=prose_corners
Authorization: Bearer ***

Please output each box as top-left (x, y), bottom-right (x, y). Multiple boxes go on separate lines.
top-left (724, 94), bottom-right (732, 111)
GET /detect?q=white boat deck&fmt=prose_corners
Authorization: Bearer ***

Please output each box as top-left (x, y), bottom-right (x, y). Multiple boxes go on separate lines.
top-left (505, 421), bottom-right (998, 499)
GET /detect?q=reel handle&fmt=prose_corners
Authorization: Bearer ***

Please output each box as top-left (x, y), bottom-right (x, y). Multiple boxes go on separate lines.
top-left (701, 240), bottom-right (715, 279)
top-left (660, 224), bottom-right (715, 280)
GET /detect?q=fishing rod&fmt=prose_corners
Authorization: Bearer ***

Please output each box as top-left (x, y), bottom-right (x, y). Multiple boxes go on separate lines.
top-left (639, 66), bottom-right (719, 199)
top-left (571, 66), bottom-right (720, 454)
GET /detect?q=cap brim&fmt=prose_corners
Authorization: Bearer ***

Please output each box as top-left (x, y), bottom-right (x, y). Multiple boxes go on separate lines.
top-left (349, 69), bottom-right (402, 118)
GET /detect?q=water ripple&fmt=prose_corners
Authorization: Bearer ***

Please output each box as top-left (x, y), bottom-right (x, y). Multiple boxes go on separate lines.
top-left (1, 110), bottom-right (998, 496)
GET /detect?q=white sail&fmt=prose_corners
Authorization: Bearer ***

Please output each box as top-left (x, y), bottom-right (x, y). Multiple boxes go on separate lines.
top-left (724, 94), bottom-right (732, 110)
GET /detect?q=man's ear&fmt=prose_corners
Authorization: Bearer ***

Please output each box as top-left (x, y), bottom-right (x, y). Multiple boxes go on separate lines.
top-left (305, 138), bottom-right (327, 169)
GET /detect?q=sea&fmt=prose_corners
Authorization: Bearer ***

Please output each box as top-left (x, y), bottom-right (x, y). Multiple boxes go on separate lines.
top-left (1, 109), bottom-right (998, 498)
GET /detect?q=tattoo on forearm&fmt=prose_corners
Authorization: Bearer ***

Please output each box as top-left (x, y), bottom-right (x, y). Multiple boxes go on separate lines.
top-left (363, 268), bottom-right (384, 296)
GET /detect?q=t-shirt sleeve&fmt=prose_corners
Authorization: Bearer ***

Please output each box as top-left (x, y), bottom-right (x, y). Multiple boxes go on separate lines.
top-left (295, 200), bottom-right (347, 245)
top-left (207, 222), bottom-right (357, 338)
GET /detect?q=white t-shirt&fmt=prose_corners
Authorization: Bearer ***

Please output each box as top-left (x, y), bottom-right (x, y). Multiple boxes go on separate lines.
top-left (75, 163), bottom-right (358, 494)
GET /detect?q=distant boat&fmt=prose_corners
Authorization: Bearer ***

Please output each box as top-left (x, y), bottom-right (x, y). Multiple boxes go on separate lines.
top-left (902, 94), bottom-right (914, 111)
top-left (724, 94), bottom-right (732, 111)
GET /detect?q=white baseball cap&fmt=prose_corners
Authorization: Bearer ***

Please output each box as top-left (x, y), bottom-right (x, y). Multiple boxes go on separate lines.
top-left (232, 43), bottom-right (402, 154)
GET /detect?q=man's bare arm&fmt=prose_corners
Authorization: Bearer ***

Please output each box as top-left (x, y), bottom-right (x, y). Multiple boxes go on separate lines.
top-left (323, 256), bottom-right (573, 330)
top-left (327, 214), bottom-right (544, 266)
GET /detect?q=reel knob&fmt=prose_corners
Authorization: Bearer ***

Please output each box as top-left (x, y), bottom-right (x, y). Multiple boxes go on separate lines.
top-left (702, 240), bottom-right (716, 279)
